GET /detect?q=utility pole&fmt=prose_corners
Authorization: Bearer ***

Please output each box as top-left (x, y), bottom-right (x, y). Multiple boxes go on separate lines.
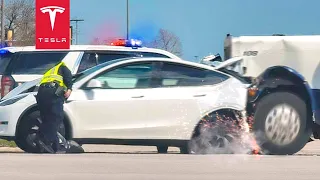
top-left (70, 19), bottom-right (84, 45)
top-left (126, 0), bottom-right (129, 39)
top-left (1, 0), bottom-right (4, 46)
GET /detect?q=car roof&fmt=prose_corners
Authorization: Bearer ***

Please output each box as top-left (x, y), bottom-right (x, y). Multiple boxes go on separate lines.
top-left (73, 57), bottom-right (234, 87)
top-left (1, 45), bottom-right (181, 59)
top-left (95, 57), bottom-right (220, 71)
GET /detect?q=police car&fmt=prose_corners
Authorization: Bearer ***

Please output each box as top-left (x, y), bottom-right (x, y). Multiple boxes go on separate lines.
top-left (224, 34), bottom-right (320, 155)
top-left (0, 56), bottom-right (250, 154)
top-left (0, 39), bottom-right (181, 99)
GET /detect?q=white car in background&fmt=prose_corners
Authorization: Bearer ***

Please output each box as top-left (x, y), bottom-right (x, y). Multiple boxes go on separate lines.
top-left (0, 57), bottom-right (249, 154)
top-left (0, 40), bottom-right (181, 99)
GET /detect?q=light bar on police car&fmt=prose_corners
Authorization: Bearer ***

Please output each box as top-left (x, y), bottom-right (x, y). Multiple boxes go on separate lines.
top-left (110, 39), bottom-right (142, 48)
top-left (0, 49), bottom-right (9, 54)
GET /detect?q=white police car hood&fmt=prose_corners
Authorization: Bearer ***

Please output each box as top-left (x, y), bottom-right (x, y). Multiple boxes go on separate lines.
top-left (1, 78), bottom-right (41, 101)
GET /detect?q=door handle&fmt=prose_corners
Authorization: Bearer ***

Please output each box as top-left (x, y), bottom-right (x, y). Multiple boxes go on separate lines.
top-left (131, 95), bottom-right (144, 98)
top-left (193, 94), bottom-right (206, 97)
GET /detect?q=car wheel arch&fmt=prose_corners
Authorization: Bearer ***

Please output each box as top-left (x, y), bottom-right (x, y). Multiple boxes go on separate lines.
top-left (252, 66), bottom-right (312, 101)
top-left (249, 66), bottom-right (313, 124)
top-left (15, 104), bottom-right (39, 136)
top-left (15, 104), bottom-right (73, 140)
top-left (190, 108), bottom-right (244, 139)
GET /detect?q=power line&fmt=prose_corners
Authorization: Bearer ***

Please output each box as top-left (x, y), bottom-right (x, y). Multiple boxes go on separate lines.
top-left (70, 19), bottom-right (84, 45)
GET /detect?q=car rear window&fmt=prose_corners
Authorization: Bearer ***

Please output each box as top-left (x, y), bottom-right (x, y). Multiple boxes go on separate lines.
top-left (139, 52), bottom-right (170, 58)
top-left (0, 52), bottom-right (13, 74)
top-left (73, 58), bottom-right (130, 83)
top-left (11, 52), bottom-right (68, 74)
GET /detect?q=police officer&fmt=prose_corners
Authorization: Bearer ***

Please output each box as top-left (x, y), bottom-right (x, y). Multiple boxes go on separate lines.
top-left (35, 61), bottom-right (73, 153)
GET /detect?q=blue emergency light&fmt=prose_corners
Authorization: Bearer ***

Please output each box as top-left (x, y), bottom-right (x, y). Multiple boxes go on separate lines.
top-left (0, 49), bottom-right (9, 55)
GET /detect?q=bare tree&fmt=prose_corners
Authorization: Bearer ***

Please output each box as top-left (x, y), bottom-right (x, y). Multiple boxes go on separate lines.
top-left (90, 38), bottom-right (102, 45)
top-left (148, 28), bottom-right (182, 57)
top-left (90, 37), bottom-right (117, 45)
top-left (3, 0), bottom-right (35, 46)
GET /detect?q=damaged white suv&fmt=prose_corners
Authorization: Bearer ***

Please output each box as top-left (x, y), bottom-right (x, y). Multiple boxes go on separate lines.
top-left (0, 57), bottom-right (253, 154)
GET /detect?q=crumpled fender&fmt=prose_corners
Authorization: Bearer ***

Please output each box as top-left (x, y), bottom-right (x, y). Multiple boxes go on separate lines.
top-left (248, 65), bottom-right (317, 123)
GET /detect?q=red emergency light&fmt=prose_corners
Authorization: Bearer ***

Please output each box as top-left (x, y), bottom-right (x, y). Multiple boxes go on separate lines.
top-left (110, 39), bottom-right (142, 48)
top-left (110, 39), bottom-right (126, 46)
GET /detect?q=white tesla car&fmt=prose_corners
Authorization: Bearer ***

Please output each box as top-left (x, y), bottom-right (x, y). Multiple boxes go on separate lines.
top-left (0, 57), bottom-right (249, 154)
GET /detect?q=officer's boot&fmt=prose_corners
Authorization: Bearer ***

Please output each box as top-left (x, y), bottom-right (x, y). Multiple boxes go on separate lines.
top-left (54, 132), bottom-right (68, 154)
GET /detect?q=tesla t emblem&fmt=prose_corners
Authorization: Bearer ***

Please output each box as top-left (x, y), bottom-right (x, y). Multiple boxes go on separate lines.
top-left (40, 6), bottom-right (65, 31)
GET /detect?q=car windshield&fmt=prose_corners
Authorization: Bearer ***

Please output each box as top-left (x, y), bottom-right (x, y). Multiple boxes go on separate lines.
top-left (72, 57), bottom-right (135, 83)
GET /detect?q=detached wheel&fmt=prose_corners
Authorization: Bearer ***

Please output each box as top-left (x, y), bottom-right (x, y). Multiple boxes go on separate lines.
top-left (253, 92), bottom-right (312, 155)
top-left (15, 110), bottom-right (66, 153)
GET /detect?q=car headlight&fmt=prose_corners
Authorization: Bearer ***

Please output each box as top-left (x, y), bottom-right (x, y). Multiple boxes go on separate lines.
top-left (0, 95), bottom-right (28, 106)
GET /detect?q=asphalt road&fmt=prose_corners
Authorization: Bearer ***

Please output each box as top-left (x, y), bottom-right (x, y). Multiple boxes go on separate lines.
top-left (1, 141), bottom-right (320, 180)
top-left (0, 153), bottom-right (319, 180)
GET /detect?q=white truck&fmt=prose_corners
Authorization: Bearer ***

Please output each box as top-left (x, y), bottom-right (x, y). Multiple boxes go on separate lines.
top-left (223, 34), bottom-right (320, 154)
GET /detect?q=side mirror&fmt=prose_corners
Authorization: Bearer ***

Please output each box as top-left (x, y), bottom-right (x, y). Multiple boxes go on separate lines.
top-left (86, 79), bottom-right (102, 89)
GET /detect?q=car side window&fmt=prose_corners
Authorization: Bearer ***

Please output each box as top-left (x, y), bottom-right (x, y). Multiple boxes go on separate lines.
top-left (78, 53), bottom-right (98, 73)
top-left (77, 52), bottom-right (137, 73)
top-left (157, 62), bottom-right (229, 87)
top-left (11, 52), bottom-right (68, 74)
top-left (90, 62), bottom-right (154, 89)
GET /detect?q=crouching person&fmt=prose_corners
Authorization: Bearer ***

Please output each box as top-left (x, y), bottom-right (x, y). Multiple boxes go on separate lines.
top-left (35, 61), bottom-right (73, 153)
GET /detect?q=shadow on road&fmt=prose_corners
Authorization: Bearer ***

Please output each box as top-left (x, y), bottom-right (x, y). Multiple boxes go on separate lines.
top-left (0, 151), bottom-right (319, 156)
top-left (0, 151), bottom-right (24, 154)
top-left (0, 149), bottom-right (181, 155)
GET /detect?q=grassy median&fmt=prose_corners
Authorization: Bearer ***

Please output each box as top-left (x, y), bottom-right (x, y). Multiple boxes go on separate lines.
top-left (0, 139), bottom-right (16, 147)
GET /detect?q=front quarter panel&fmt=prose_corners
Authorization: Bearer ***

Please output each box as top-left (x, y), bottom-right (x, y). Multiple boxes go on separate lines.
top-left (201, 77), bottom-right (248, 112)
top-left (0, 94), bottom-right (37, 137)
top-left (185, 77), bottom-right (248, 139)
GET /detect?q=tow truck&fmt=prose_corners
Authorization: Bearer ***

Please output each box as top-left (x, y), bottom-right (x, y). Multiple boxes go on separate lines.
top-left (219, 34), bottom-right (320, 155)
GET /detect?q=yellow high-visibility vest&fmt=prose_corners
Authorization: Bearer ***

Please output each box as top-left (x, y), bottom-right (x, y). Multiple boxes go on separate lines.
top-left (40, 62), bottom-right (67, 89)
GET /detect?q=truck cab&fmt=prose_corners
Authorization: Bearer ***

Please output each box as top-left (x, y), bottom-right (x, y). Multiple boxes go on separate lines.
top-left (224, 34), bottom-right (320, 155)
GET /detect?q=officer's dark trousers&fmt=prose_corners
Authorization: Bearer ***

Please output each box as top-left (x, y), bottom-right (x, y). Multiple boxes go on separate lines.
top-left (36, 85), bottom-right (64, 152)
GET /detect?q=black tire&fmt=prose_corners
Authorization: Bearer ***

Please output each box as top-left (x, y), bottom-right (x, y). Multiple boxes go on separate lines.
top-left (187, 110), bottom-right (244, 154)
top-left (253, 92), bottom-right (312, 155)
top-left (14, 110), bottom-right (66, 153)
top-left (157, 145), bottom-right (168, 153)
